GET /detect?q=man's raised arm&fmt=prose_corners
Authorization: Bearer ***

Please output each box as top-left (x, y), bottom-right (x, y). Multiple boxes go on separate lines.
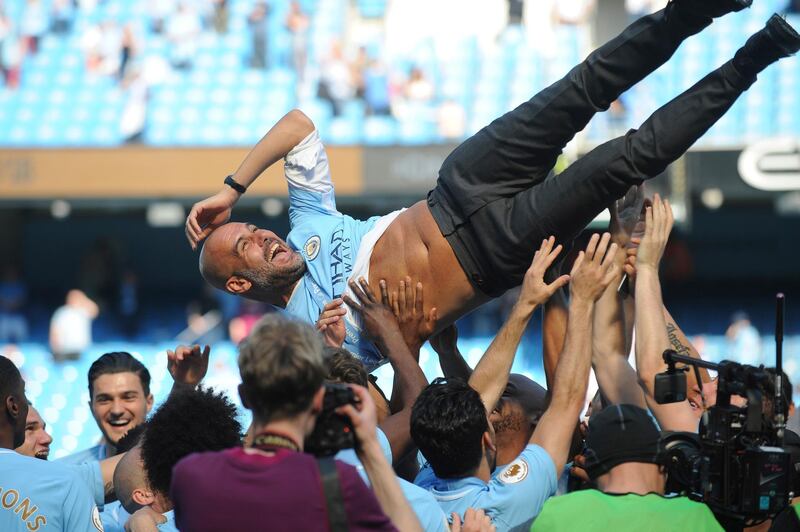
top-left (633, 194), bottom-right (698, 432)
top-left (185, 109), bottom-right (315, 248)
top-left (531, 233), bottom-right (618, 474)
top-left (468, 237), bottom-right (569, 413)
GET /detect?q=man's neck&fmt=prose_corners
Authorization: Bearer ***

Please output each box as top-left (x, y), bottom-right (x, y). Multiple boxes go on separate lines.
top-left (250, 419), bottom-right (307, 451)
top-left (597, 463), bottom-right (664, 496)
top-left (0, 434), bottom-right (13, 450)
top-left (150, 494), bottom-right (172, 515)
top-left (495, 432), bottom-right (530, 467)
top-left (260, 279), bottom-right (302, 308)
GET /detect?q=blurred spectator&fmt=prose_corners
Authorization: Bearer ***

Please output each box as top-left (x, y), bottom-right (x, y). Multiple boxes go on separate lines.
top-left (437, 98), bottom-right (466, 140)
top-left (228, 300), bottom-right (268, 344)
top-left (20, 0), bottom-right (48, 55)
top-left (118, 270), bottom-right (140, 339)
top-left (50, 0), bottom-right (73, 35)
top-left (726, 311), bottom-right (762, 366)
top-left (81, 21), bottom-right (123, 77)
top-left (49, 289), bottom-right (99, 362)
top-left (554, 0), bottom-right (595, 25)
top-left (508, 0), bottom-right (524, 26)
top-left (119, 23), bottom-right (138, 81)
top-left (166, 2), bottom-right (201, 70)
top-left (79, 237), bottom-right (122, 308)
top-left (0, 13), bottom-right (20, 89)
top-left (352, 46), bottom-right (369, 100)
top-left (247, 1), bottom-right (270, 69)
top-left (404, 66), bottom-right (434, 102)
top-left (364, 57), bottom-right (390, 115)
top-left (180, 285), bottom-right (224, 344)
top-left (0, 266), bottom-right (28, 344)
top-left (120, 67), bottom-right (149, 143)
top-left (147, 0), bottom-right (175, 34)
top-left (286, 0), bottom-right (309, 78)
top-left (212, 0), bottom-right (229, 34)
top-left (318, 41), bottom-right (355, 116)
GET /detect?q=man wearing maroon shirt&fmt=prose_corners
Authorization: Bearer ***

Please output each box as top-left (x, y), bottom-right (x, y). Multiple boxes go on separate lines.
top-left (169, 314), bottom-right (420, 532)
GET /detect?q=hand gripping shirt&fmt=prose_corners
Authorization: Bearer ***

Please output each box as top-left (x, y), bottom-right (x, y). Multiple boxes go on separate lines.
top-left (0, 449), bottom-right (104, 531)
top-left (415, 444), bottom-right (558, 532)
top-left (281, 129), bottom-right (400, 370)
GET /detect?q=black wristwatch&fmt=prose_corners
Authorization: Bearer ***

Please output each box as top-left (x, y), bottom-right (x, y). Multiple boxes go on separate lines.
top-left (224, 175), bottom-right (247, 194)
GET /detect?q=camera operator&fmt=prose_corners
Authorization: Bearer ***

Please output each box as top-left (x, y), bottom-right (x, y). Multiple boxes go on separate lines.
top-left (532, 404), bottom-right (723, 531)
top-left (410, 235), bottom-right (617, 530)
top-left (169, 313), bottom-right (419, 531)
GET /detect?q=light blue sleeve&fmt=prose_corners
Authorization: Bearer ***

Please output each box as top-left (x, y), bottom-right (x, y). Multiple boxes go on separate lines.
top-left (285, 129), bottom-right (339, 226)
top-left (157, 511), bottom-right (180, 532)
top-left (61, 469), bottom-right (104, 532)
top-left (399, 479), bottom-right (449, 532)
top-left (68, 461), bottom-right (105, 508)
top-left (101, 501), bottom-right (128, 532)
top-left (486, 444), bottom-right (558, 530)
top-left (376, 427), bottom-right (393, 465)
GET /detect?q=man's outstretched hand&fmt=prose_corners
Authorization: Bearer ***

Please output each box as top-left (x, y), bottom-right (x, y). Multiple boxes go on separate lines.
top-left (517, 236), bottom-right (571, 312)
top-left (569, 232), bottom-right (619, 303)
top-left (185, 187), bottom-right (240, 250)
top-left (168, 344), bottom-right (210, 388)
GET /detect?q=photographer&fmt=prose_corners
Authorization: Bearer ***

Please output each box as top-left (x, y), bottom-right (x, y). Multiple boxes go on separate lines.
top-left (532, 404), bottom-right (723, 531)
top-left (169, 313), bottom-right (419, 531)
top-left (411, 235), bottom-right (616, 530)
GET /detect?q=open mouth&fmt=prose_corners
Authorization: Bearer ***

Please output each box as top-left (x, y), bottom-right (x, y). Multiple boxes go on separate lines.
top-left (35, 450), bottom-right (49, 460)
top-left (107, 419), bottom-right (131, 429)
top-left (268, 242), bottom-right (280, 262)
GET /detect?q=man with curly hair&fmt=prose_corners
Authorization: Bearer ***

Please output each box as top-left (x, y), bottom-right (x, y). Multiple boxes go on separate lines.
top-left (114, 386), bottom-right (242, 531)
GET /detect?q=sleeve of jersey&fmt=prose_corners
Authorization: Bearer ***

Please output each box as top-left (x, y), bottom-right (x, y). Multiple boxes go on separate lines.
top-left (488, 444), bottom-right (558, 529)
top-left (68, 461), bottom-right (105, 508)
top-left (285, 129), bottom-right (339, 226)
top-left (63, 472), bottom-right (104, 532)
top-left (376, 427), bottom-right (393, 465)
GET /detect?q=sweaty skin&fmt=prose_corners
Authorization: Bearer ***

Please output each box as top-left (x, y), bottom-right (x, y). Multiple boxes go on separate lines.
top-left (369, 201), bottom-right (489, 336)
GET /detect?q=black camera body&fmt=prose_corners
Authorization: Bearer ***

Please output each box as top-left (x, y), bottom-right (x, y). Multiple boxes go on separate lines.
top-left (655, 353), bottom-right (793, 526)
top-left (305, 382), bottom-right (357, 457)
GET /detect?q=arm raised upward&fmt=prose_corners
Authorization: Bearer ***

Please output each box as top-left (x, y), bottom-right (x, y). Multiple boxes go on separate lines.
top-left (185, 109), bottom-right (315, 249)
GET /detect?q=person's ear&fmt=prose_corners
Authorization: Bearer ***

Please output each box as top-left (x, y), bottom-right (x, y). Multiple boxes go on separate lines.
top-left (482, 431), bottom-right (496, 453)
top-left (145, 394), bottom-right (154, 414)
top-left (311, 386), bottom-right (325, 416)
top-left (131, 487), bottom-right (155, 507)
top-left (238, 384), bottom-right (251, 409)
top-left (5, 395), bottom-right (20, 420)
top-left (226, 276), bottom-right (252, 295)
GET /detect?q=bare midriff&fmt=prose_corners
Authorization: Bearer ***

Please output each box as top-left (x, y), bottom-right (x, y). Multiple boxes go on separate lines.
top-left (369, 200), bottom-right (490, 342)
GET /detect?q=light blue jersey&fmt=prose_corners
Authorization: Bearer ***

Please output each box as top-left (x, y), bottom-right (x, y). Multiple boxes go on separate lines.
top-left (336, 429), bottom-right (448, 532)
top-left (157, 510), bottom-right (178, 532)
top-left (99, 502), bottom-right (128, 532)
top-left (0, 449), bottom-right (103, 531)
top-left (68, 461), bottom-right (105, 507)
top-left (415, 444), bottom-right (558, 532)
top-left (279, 130), bottom-right (393, 369)
top-left (58, 443), bottom-right (107, 465)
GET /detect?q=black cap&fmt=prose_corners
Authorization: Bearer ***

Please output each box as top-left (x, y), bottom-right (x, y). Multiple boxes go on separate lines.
top-left (501, 374), bottom-right (548, 425)
top-left (583, 404), bottom-right (662, 479)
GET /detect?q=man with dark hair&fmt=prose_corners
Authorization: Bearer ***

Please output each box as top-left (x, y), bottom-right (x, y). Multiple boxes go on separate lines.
top-left (61, 352), bottom-right (154, 464)
top-left (411, 235), bottom-right (616, 529)
top-left (114, 387), bottom-right (242, 531)
top-left (170, 313), bottom-right (420, 531)
top-left (532, 404), bottom-right (722, 531)
top-left (186, 3), bottom-right (799, 368)
top-left (0, 356), bottom-right (103, 531)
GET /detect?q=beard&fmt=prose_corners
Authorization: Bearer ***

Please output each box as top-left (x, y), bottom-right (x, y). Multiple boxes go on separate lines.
top-left (242, 251), bottom-right (307, 294)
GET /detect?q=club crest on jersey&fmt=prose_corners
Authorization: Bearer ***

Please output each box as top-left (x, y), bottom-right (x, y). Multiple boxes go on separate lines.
top-left (498, 457), bottom-right (529, 484)
top-left (304, 236), bottom-right (321, 260)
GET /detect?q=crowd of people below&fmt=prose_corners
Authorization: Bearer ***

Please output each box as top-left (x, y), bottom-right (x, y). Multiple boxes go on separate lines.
top-left (1, 190), bottom-right (798, 531)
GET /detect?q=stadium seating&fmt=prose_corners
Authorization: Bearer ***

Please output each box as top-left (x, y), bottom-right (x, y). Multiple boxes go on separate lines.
top-left (2, 0), bottom-right (797, 148)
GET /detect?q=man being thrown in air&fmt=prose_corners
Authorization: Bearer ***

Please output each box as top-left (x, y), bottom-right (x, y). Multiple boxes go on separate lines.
top-left (187, 1), bottom-right (800, 366)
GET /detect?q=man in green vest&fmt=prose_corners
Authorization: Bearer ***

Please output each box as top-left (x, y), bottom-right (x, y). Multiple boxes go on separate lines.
top-left (532, 404), bottom-right (723, 532)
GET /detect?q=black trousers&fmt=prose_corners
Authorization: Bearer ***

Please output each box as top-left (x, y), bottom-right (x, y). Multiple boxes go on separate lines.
top-left (428, 6), bottom-right (756, 297)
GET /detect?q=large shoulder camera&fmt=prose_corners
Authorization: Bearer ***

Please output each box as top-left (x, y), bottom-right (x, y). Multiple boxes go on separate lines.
top-left (305, 382), bottom-right (358, 457)
top-left (655, 349), bottom-right (793, 528)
